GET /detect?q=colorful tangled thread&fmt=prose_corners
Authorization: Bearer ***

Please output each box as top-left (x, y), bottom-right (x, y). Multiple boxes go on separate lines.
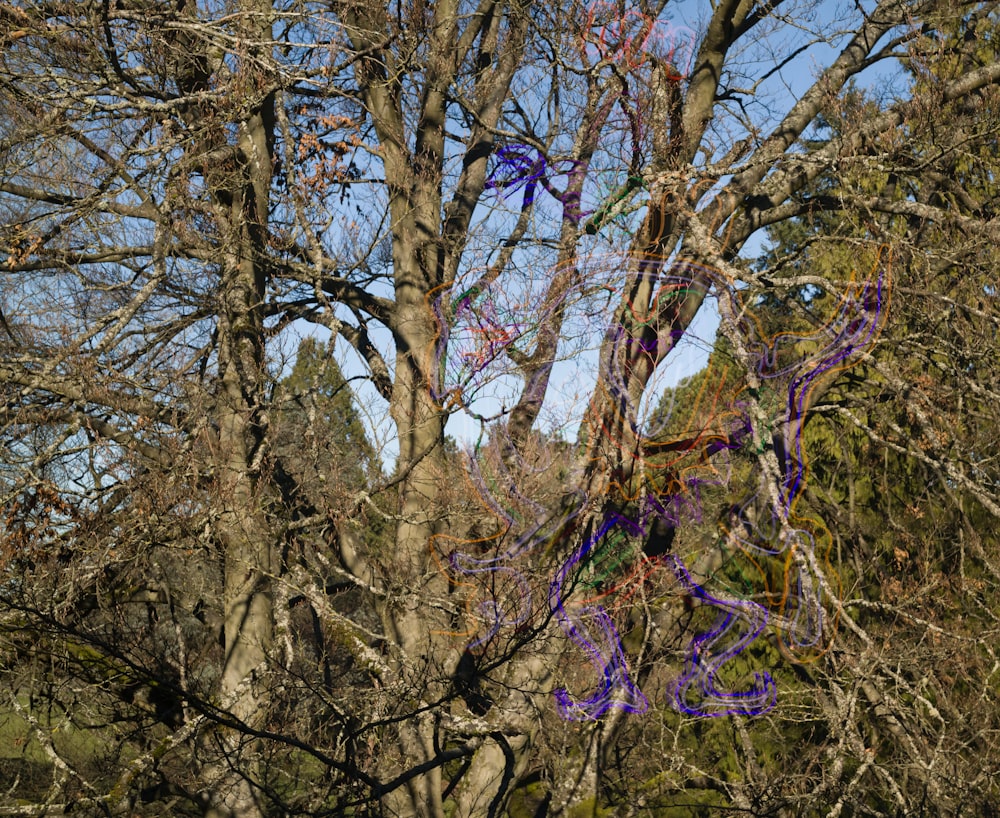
top-left (426, 2), bottom-right (890, 720)
top-left (426, 249), bottom-right (890, 720)
top-left (581, 1), bottom-right (698, 77)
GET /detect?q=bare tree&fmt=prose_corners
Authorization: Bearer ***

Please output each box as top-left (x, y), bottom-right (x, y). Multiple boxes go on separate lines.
top-left (1, 1), bottom-right (999, 817)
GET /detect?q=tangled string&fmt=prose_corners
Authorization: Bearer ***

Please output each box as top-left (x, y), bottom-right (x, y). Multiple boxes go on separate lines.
top-left (427, 246), bottom-right (890, 720)
top-left (429, 1), bottom-right (889, 720)
top-left (582, 1), bottom-right (697, 76)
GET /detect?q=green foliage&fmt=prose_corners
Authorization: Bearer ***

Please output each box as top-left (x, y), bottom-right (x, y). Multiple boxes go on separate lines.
top-left (277, 337), bottom-right (380, 491)
top-left (274, 337), bottom-right (395, 546)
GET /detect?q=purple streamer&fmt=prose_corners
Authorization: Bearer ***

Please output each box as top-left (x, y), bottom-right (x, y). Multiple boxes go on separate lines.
top-left (667, 556), bottom-right (776, 717)
top-left (549, 513), bottom-right (649, 719)
top-left (486, 145), bottom-right (594, 224)
top-left (430, 243), bottom-right (890, 719)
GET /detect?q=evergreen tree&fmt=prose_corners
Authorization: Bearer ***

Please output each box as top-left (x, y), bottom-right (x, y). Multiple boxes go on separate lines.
top-left (275, 336), bottom-right (381, 503)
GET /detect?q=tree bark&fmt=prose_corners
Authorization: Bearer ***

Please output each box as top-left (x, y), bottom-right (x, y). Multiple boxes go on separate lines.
top-left (201, 4), bottom-right (276, 815)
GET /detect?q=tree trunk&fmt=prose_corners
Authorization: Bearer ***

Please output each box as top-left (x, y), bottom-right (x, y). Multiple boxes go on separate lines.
top-left (201, 5), bottom-right (275, 812)
top-left (380, 244), bottom-right (450, 817)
